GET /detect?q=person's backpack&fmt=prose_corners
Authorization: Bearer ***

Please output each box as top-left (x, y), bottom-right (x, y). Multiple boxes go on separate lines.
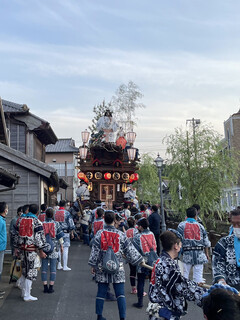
top-left (143, 235), bottom-right (159, 267)
top-left (102, 232), bottom-right (120, 274)
top-left (43, 233), bottom-right (54, 255)
top-left (147, 248), bottom-right (159, 267)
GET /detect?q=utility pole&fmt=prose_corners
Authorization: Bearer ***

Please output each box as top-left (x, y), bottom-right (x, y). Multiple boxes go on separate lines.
top-left (186, 118), bottom-right (201, 163)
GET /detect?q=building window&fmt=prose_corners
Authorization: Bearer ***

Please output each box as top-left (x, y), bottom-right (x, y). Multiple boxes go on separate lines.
top-left (7, 121), bottom-right (26, 153)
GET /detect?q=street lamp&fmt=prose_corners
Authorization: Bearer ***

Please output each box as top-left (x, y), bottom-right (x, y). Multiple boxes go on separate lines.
top-left (154, 153), bottom-right (166, 232)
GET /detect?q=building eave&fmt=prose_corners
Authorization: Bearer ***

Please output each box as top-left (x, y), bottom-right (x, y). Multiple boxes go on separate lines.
top-left (0, 142), bottom-right (57, 179)
top-left (0, 166), bottom-right (19, 188)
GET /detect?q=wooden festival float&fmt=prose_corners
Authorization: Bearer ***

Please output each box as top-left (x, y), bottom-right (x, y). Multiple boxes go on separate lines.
top-left (77, 110), bottom-right (139, 209)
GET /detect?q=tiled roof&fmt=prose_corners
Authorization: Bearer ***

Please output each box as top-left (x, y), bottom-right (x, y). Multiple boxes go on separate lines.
top-left (2, 99), bottom-right (29, 113)
top-left (2, 98), bottom-right (57, 145)
top-left (46, 138), bottom-right (79, 153)
top-left (0, 142), bottom-right (61, 189)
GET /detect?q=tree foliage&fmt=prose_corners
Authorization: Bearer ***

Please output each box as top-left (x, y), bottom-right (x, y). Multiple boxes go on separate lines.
top-left (164, 123), bottom-right (239, 219)
top-left (89, 81), bottom-right (145, 134)
top-left (111, 81), bottom-right (145, 131)
top-left (136, 154), bottom-right (160, 204)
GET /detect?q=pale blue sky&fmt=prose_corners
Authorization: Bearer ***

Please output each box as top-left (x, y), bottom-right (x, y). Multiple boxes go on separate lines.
top-left (1, 0), bottom-right (240, 155)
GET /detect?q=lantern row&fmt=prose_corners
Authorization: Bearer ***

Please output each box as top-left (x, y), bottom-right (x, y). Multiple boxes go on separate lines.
top-left (77, 171), bottom-right (139, 182)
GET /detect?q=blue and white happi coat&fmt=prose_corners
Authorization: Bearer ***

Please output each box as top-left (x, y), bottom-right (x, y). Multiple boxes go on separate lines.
top-left (177, 218), bottom-right (211, 265)
top-left (55, 207), bottom-right (75, 247)
top-left (132, 228), bottom-right (157, 273)
top-left (14, 213), bottom-right (47, 281)
top-left (212, 234), bottom-right (240, 289)
top-left (42, 218), bottom-right (64, 259)
top-left (148, 251), bottom-right (206, 320)
top-left (125, 227), bottom-right (139, 242)
top-left (88, 225), bottom-right (143, 283)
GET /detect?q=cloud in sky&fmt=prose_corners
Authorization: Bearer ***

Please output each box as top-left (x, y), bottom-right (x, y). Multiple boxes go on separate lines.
top-left (1, 0), bottom-right (240, 156)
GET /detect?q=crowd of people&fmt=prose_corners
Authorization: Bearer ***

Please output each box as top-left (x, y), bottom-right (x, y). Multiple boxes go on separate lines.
top-left (0, 199), bottom-right (240, 320)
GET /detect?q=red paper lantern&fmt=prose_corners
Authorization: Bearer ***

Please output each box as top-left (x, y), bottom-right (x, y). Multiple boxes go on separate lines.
top-left (134, 173), bottom-right (139, 181)
top-left (130, 174), bottom-right (135, 181)
top-left (104, 172), bottom-right (111, 180)
top-left (77, 172), bottom-right (85, 180)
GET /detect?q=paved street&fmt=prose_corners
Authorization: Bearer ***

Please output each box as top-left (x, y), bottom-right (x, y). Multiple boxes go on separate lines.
top-left (0, 242), bottom-right (207, 320)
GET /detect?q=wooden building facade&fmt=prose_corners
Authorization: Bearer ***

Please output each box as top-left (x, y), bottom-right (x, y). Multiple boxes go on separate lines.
top-left (0, 99), bottom-right (67, 228)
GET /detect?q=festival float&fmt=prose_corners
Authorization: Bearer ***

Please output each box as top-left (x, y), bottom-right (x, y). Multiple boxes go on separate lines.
top-left (77, 109), bottom-right (139, 210)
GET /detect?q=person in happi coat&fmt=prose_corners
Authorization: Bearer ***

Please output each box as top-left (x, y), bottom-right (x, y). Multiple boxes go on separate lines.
top-left (91, 208), bottom-right (117, 301)
top-left (91, 201), bottom-right (106, 224)
top-left (140, 204), bottom-right (149, 219)
top-left (192, 204), bottom-right (203, 224)
top-left (125, 216), bottom-right (139, 294)
top-left (148, 230), bottom-right (207, 320)
top-left (92, 208), bottom-right (105, 238)
top-left (88, 211), bottom-right (143, 320)
top-left (38, 203), bottom-right (47, 222)
top-left (76, 180), bottom-right (90, 202)
top-left (14, 204), bottom-right (47, 301)
top-left (80, 206), bottom-right (92, 245)
top-left (132, 217), bottom-right (157, 309)
top-left (177, 207), bottom-right (210, 283)
top-left (55, 200), bottom-right (75, 271)
top-left (41, 207), bottom-right (64, 293)
top-left (212, 208), bottom-right (240, 290)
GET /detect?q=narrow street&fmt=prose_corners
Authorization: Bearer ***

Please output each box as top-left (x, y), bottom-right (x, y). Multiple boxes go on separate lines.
top-left (0, 242), bottom-right (207, 320)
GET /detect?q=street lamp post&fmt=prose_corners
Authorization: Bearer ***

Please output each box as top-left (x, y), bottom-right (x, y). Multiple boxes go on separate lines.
top-left (154, 153), bottom-right (166, 232)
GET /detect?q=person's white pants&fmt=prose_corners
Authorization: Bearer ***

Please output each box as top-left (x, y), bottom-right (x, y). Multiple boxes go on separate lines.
top-left (183, 263), bottom-right (203, 283)
top-left (58, 246), bottom-right (70, 270)
top-left (63, 247), bottom-right (69, 269)
top-left (58, 248), bottom-right (62, 264)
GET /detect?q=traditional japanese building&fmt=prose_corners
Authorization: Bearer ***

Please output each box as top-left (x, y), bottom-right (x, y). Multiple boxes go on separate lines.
top-left (46, 138), bottom-right (79, 202)
top-left (0, 98), bottom-right (67, 227)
